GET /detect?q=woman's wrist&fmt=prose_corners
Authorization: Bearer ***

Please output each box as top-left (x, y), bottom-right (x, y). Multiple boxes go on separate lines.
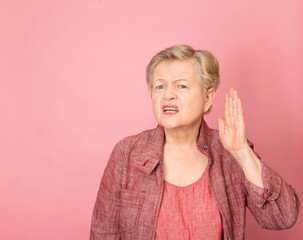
top-left (230, 142), bottom-right (251, 166)
top-left (230, 143), bottom-right (263, 188)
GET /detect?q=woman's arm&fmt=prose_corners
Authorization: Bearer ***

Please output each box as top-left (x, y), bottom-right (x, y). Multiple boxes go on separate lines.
top-left (90, 142), bottom-right (123, 240)
top-left (241, 140), bottom-right (300, 229)
top-left (218, 88), bottom-right (300, 229)
top-left (218, 88), bottom-right (263, 187)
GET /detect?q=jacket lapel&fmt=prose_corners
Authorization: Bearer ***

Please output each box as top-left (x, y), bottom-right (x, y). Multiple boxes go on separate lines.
top-left (134, 118), bottom-right (212, 174)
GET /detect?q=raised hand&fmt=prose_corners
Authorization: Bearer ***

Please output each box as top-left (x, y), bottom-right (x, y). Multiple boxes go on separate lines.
top-left (218, 88), bottom-right (263, 187)
top-left (218, 88), bottom-right (248, 154)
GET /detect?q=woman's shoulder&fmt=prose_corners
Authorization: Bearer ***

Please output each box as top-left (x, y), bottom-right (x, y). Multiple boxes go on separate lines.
top-left (115, 125), bottom-right (161, 151)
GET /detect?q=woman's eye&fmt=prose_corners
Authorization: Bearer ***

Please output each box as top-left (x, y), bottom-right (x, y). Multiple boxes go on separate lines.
top-left (156, 85), bottom-right (164, 89)
top-left (179, 84), bottom-right (187, 89)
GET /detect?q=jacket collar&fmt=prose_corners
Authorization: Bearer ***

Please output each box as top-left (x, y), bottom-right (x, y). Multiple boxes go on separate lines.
top-left (134, 118), bottom-right (213, 174)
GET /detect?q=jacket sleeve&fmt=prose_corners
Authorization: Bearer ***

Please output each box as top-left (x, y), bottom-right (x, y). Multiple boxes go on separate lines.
top-left (241, 140), bottom-right (300, 230)
top-left (90, 141), bottom-right (123, 240)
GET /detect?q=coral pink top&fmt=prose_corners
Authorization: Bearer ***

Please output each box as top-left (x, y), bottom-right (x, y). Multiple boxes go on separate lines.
top-left (155, 169), bottom-right (223, 239)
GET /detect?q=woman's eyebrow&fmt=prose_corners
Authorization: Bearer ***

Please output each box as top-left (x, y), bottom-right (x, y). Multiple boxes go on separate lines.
top-left (154, 78), bottom-right (165, 82)
top-left (174, 78), bottom-right (188, 82)
top-left (154, 78), bottom-right (188, 82)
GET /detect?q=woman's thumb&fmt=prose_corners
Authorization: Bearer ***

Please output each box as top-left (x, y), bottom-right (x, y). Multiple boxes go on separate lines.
top-left (218, 116), bottom-right (225, 135)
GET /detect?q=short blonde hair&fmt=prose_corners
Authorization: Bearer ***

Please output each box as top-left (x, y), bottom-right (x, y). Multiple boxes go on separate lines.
top-left (146, 44), bottom-right (220, 94)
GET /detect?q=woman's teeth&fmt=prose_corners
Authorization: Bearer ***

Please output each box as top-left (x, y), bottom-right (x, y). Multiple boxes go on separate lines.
top-left (164, 108), bottom-right (178, 112)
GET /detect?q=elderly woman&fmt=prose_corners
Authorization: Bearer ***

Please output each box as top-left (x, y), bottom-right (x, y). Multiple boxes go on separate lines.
top-left (90, 44), bottom-right (300, 240)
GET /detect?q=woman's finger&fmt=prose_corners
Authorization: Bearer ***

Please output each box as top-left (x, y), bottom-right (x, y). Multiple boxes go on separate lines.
top-left (237, 97), bottom-right (244, 122)
top-left (232, 89), bottom-right (238, 120)
top-left (228, 88), bottom-right (234, 123)
top-left (224, 93), bottom-right (230, 125)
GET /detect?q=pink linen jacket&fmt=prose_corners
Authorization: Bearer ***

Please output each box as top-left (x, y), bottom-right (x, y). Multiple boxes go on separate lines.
top-left (90, 119), bottom-right (300, 240)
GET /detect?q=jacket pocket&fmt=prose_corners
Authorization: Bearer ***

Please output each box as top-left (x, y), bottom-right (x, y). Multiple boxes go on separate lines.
top-left (120, 188), bottom-right (145, 232)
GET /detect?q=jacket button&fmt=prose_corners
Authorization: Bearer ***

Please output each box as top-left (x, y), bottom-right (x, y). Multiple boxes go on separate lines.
top-left (203, 144), bottom-right (208, 150)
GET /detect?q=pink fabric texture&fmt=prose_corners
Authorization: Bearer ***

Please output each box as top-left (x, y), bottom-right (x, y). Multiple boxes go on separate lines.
top-left (155, 170), bottom-right (222, 239)
top-left (89, 118), bottom-right (300, 240)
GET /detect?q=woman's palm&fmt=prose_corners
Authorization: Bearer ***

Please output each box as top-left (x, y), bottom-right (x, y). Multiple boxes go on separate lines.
top-left (218, 88), bottom-right (247, 153)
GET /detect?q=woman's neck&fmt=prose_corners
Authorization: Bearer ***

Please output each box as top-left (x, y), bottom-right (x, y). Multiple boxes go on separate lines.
top-left (164, 120), bottom-right (202, 148)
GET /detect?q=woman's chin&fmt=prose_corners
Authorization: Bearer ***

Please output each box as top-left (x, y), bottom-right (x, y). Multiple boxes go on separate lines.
top-left (158, 118), bottom-right (203, 131)
top-left (159, 121), bottom-right (182, 130)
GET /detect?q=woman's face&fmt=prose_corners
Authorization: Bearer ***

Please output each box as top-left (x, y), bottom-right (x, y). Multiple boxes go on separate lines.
top-left (151, 59), bottom-right (213, 130)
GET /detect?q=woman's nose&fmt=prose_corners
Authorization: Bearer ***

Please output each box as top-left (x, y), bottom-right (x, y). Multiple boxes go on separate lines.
top-left (163, 85), bottom-right (177, 100)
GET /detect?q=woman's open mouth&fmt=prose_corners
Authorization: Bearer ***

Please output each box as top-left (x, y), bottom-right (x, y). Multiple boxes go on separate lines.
top-left (162, 105), bottom-right (179, 115)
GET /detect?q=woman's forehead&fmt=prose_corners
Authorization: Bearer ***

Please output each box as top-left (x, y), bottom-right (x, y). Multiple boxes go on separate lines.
top-left (153, 59), bottom-right (197, 80)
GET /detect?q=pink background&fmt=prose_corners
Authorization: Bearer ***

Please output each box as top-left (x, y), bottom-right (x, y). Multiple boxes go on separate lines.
top-left (0, 0), bottom-right (302, 239)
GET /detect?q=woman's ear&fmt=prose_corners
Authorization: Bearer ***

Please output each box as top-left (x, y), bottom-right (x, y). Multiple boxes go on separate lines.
top-left (203, 88), bottom-right (216, 113)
